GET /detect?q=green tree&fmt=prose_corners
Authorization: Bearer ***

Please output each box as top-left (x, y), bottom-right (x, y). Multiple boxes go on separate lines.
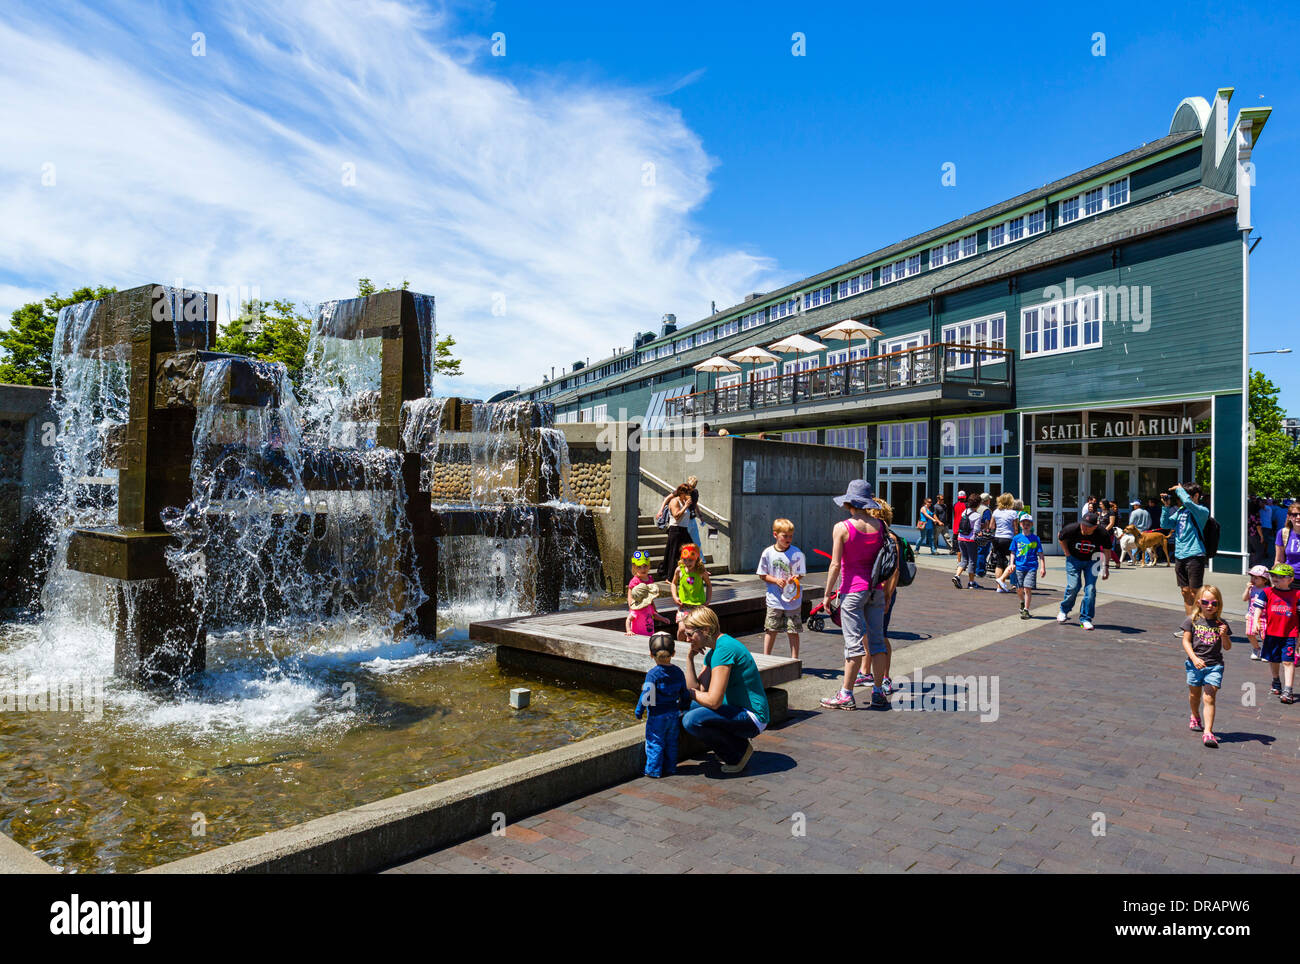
top-left (214, 298), bottom-right (311, 380)
top-left (0, 286), bottom-right (117, 386)
top-left (1249, 370), bottom-right (1285, 436)
top-left (1207, 369), bottom-right (1300, 497)
top-left (356, 277), bottom-right (461, 377)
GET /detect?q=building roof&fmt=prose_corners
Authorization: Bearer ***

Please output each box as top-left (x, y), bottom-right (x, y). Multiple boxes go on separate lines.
top-left (523, 130), bottom-right (1202, 399)
top-left (545, 183), bottom-right (1235, 406)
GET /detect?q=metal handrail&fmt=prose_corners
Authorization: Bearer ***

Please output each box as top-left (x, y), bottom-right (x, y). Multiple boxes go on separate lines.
top-left (640, 466), bottom-right (730, 528)
top-left (667, 342), bottom-right (1013, 419)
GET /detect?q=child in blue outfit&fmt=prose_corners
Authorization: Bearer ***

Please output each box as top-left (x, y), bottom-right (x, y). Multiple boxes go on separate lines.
top-left (635, 632), bottom-right (689, 778)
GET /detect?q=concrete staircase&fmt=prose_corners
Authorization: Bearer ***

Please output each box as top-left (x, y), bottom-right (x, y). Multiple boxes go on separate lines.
top-left (635, 515), bottom-right (729, 576)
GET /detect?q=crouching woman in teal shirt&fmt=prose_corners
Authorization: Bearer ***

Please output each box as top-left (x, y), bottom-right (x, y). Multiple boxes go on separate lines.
top-left (681, 606), bottom-right (770, 775)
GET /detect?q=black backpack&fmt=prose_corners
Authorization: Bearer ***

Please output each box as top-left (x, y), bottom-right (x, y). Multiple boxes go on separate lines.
top-left (870, 523), bottom-right (900, 587)
top-left (1188, 511), bottom-right (1221, 559)
top-left (958, 509), bottom-right (973, 537)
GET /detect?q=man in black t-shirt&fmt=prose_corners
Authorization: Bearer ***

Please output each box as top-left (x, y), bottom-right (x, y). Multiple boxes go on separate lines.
top-left (1056, 511), bottom-right (1112, 630)
top-left (933, 494), bottom-right (953, 551)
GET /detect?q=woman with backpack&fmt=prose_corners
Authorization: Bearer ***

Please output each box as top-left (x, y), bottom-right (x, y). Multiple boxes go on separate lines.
top-left (952, 495), bottom-right (989, 590)
top-left (655, 484), bottom-right (694, 582)
top-left (820, 480), bottom-right (899, 711)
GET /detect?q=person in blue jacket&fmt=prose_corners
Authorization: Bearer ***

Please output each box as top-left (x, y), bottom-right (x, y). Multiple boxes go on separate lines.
top-left (635, 632), bottom-right (689, 778)
top-left (1161, 481), bottom-right (1211, 619)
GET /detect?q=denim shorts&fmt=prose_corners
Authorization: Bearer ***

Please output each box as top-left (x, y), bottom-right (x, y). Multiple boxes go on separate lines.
top-left (1015, 568), bottom-right (1037, 590)
top-left (1261, 634), bottom-right (1297, 665)
top-left (841, 588), bottom-right (887, 658)
top-left (1184, 658), bottom-right (1223, 689)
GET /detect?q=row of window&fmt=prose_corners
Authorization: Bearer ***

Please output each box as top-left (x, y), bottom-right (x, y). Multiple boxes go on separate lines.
top-left (929, 232), bottom-right (978, 268)
top-left (739, 309), bottom-right (765, 331)
top-left (1022, 292), bottom-right (1102, 358)
top-left (879, 253), bottom-right (921, 286)
top-left (1059, 176), bottom-right (1128, 226)
top-left (837, 272), bottom-right (873, 299)
top-left (878, 420), bottom-right (930, 460)
top-left (802, 285), bottom-right (833, 311)
top-left (989, 209), bottom-right (1047, 249)
top-left (941, 414), bottom-right (1005, 458)
top-left (941, 313), bottom-right (1007, 368)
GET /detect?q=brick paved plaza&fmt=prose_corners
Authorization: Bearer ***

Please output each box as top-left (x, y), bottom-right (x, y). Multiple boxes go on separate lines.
top-left (388, 568), bottom-right (1300, 874)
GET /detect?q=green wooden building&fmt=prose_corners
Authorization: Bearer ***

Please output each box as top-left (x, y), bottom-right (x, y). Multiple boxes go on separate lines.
top-left (515, 88), bottom-right (1270, 573)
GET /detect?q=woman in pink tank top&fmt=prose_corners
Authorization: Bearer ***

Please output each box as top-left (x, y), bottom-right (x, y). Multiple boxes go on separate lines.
top-left (821, 480), bottom-right (897, 710)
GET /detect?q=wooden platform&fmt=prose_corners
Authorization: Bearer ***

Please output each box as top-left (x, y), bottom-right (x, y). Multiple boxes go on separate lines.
top-left (469, 576), bottom-right (817, 691)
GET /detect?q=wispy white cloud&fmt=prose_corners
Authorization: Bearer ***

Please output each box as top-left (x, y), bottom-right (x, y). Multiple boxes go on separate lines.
top-left (0, 0), bottom-right (781, 396)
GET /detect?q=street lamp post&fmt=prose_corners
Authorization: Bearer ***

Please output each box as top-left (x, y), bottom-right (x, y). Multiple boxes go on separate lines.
top-left (1250, 348), bottom-right (1292, 355)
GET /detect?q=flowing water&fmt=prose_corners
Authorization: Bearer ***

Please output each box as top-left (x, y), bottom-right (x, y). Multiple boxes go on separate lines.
top-left (0, 298), bottom-right (625, 873)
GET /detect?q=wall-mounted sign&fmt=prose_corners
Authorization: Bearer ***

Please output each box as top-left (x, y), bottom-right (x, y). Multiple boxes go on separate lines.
top-left (967, 389), bottom-right (985, 398)
top-left (1030, 410), bottom-right (1209, 444)
top-left (742, 460), bottom-right (757, 493)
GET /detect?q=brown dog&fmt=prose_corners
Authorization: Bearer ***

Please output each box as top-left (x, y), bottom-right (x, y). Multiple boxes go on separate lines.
top-left (1124, 525), bottom-right (1172, 566)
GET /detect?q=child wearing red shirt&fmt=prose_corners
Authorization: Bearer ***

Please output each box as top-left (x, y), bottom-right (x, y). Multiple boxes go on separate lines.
top-left (1262, 564), bottom-right (1300, 703)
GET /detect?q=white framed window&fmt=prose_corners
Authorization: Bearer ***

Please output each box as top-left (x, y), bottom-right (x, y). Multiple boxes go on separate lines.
top-left (988, 224), bottom-right (1005, 248)
top-left (591, 403), bottom-right (608, 422)
top-left (739, 309), bottom-right (765, 330)
top-left (781, 430), bottom-right (818, 444)
top-left (826, 345), bottom-right (872, 366)
top-left (825, 426), bottom-right (871, 452)
top-left (1057, 175), bottom-right (1129, 226)
top-left (717, 319), bottom-right (739, 338)
top-left (907, 254), bottom-right (921, 276)
top-left (783, 356), bottom-right (819, 374)
top-left (716, 373), bottom-right (740, 389)
top-left (1020, 291), bottom-right (1103, 358)
top-left (802, 286), bottom-right (833, 310)
top-left (696, 328), bottom-right (715, 346)
top-left (675, 335), bottom-right (694, 353)
top-left (770, 298), bottom-right (799, 322)
top-left (961, 235), bottom-right (975, 258)
top-left (941, 313), bottom-right (1005, 370)
top-left (836, 272), bottom-right (872, 299)
top-left (1027, 209), bottom-right (1045, 235)
top-left (879, 262), bottom-right (894, 285)
top-left (876, 421), bottom-right (929, 460)
top-left (748, 364), bottom-right (776, 383)
top-left (941, 415), bottom-right (1003, 458)
top-left (930, 244), bottom-right (945, 267)
top-left (580, 407), bottom-right (593, 422)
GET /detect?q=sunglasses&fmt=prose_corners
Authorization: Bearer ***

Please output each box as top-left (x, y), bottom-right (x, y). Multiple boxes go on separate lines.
top-left (1197, 599), bottom-right (1218, 607)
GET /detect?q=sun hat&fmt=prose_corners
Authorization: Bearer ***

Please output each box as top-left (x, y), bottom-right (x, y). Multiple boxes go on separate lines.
top-left (1249, 564), bottom-right (1271, 578)
top-left (1130, 500), bottom-right (1141, 507)
top-left (630, 583), bottom-right (661, 610)
top-left (630, 550), bottom-right (650, 567)
top-left (833, 479), bottom-right (880, 510)
top-left (1269, 563), bottom-right (1295, 578)
top-left (1018, 513), bottom-right (1033, 524)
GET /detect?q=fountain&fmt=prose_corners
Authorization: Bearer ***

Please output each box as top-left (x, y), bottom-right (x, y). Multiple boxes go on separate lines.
top-left (50, 283), bottom-right (599, 686)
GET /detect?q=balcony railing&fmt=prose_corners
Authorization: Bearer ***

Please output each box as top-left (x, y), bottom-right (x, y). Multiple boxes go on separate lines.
top-left (667, 342), bottom-right (1014, 419)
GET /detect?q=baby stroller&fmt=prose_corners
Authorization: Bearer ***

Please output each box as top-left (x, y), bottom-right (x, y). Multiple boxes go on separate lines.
top-left (807, 595), bottom-right (841, 633)
top-left (807, 548), bottom-right (840, 633)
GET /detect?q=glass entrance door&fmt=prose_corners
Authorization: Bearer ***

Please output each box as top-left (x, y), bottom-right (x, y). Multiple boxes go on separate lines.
top-left (1035, 462), bottom-right (1083, 554)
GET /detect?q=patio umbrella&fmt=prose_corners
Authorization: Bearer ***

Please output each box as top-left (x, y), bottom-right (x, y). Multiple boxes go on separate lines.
top-left (727, 345), bottom-right (780, 383)
top-left (691, 355), bottom-right (742, 400)
top-left (815, 319), bottom-right (883, 362)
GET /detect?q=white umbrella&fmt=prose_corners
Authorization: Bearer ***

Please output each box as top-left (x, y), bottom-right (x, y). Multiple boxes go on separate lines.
top-left (766, 333), bottom-right (825, 355)
top-left (727, 346), bottom-right (780, 364)
top-left (690, 355), bottom-right (741, 406)
top-left (815, 319), bottom-right (884, 342)
top-left (692, 355), bottom-right (741, 372)
top-left (727, 345), bottom-right (780, 393)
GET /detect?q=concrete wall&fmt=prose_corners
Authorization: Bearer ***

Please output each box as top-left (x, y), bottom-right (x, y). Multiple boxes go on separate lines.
top-left (0, 385), bottom-right (56, 610)
top-left (639, 435), bottom-right (862, 573)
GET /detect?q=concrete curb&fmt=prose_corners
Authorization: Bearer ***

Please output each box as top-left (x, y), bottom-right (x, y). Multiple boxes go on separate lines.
top-left (143, 724), bottom-right (645, 874)
top-left (0, 830), bottom-right (57, 873)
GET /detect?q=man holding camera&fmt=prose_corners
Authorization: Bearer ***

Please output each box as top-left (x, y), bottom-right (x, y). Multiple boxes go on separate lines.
top-left (1161, 482), bottom-right (1210, 618)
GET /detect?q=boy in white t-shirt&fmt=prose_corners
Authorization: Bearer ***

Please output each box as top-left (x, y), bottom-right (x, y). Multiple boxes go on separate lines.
top-left (757, 518), bottom-right (807, 659)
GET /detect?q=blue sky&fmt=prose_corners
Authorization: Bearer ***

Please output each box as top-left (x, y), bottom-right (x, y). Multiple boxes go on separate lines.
top-left (2, 0), bottom-right (1296, 409)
